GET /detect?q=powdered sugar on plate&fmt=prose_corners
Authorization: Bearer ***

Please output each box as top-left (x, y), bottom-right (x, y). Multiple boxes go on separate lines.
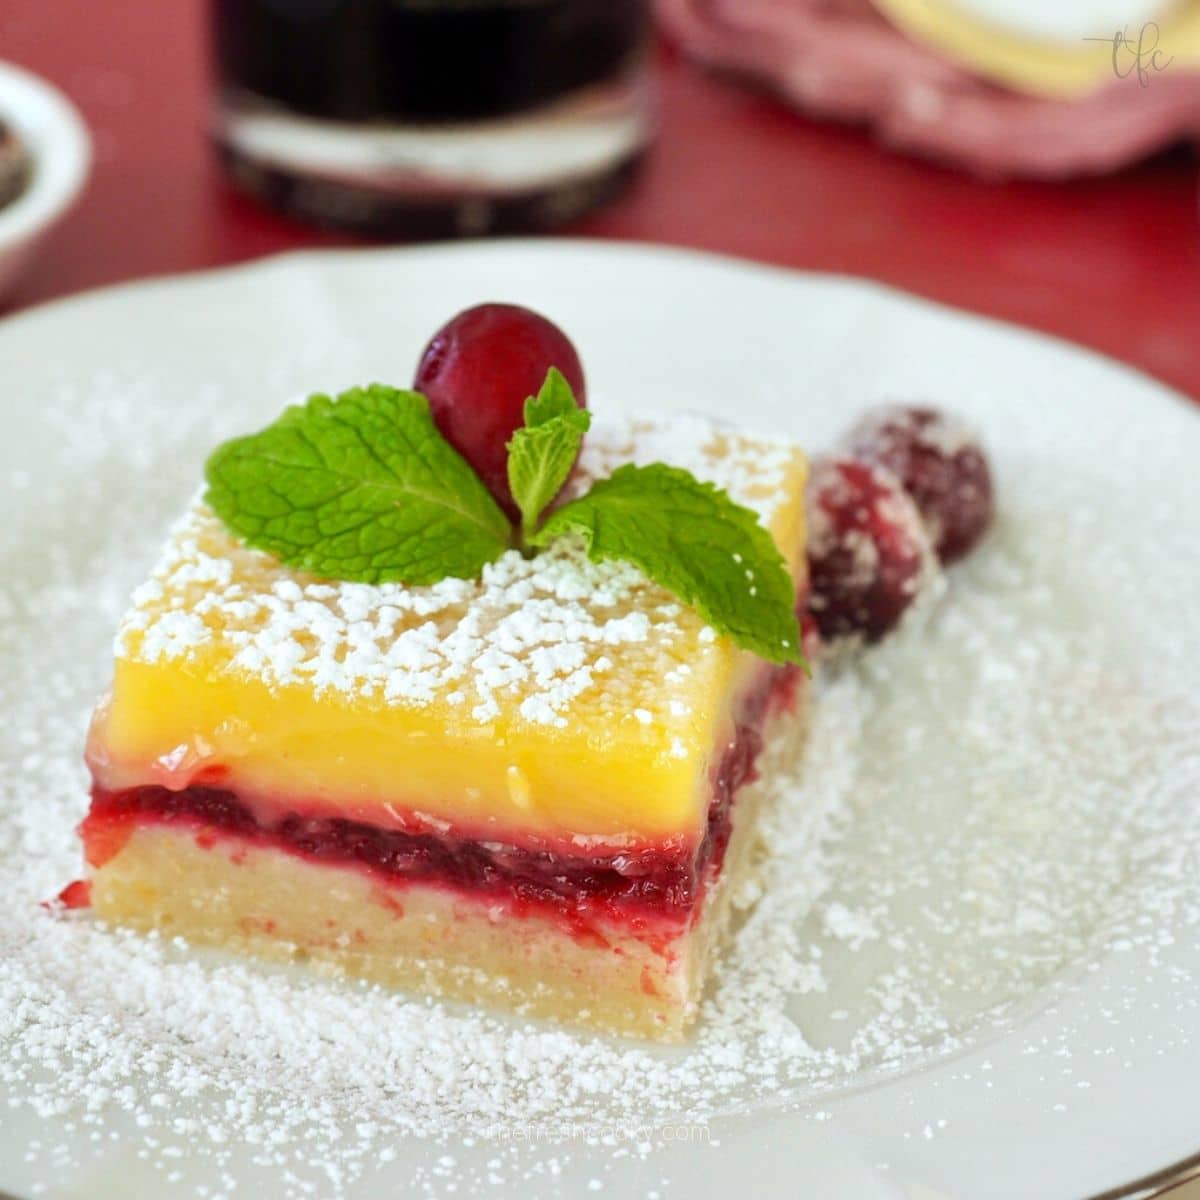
top-left (4, 372), bottom-right (1200, 1198)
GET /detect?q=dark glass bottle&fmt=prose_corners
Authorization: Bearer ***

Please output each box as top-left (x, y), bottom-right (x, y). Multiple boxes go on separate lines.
top-left (211, 0), bottom-right (652, 236)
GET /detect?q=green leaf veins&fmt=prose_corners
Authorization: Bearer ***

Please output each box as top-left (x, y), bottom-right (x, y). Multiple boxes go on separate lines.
top-left (204, 385), bottom-right (511, 585)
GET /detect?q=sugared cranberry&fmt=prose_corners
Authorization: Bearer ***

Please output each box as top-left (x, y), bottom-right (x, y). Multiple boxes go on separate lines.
top-left (843, 404), bottom-right (994, 564)
top-left (414, 303), bottom-right (587, 520)
top-left (806, 457), bottom-right (936, 644)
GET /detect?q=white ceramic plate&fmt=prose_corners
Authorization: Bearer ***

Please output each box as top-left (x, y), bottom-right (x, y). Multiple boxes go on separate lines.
top-left (2, 242), bottom-right (1199, 1200)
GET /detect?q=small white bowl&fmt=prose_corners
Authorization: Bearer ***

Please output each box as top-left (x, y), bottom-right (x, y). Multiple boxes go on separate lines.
top-left (0, 60), bottom-right (90, 301)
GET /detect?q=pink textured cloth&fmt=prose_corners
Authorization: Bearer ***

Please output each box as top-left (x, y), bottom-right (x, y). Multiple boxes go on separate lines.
top-left (658, 0), bottom-right (1200, 177)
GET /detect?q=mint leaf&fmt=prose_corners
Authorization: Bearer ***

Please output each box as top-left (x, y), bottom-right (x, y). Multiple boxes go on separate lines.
top-left (532, 463), bottom-right (805, 666)
top-left (523, 366), bottom-right (580, 427)
top-left (507, 369), bottom-right (591, 539)
top-left (205, 385), bottom-right (512, 585)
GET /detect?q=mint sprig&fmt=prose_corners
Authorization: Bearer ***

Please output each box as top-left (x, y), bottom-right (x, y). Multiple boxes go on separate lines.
top-left (532, 463), bottom-right (802, 665)
top-left (522, 365), bottom-right (580, 427)
top-left (204, 385), bottom-right (510, 585)
top-left (507, 368), bottom-right (591, 540)
top-left (204, 371), bottom-right (806, 668)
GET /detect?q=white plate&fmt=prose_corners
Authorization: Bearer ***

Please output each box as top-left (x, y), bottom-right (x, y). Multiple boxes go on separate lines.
top-left (2, 241), bottom-right (1199, 1200)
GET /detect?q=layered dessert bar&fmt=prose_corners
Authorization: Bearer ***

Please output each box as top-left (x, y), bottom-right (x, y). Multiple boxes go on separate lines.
top-left (80, 407), bottom-right (809, 1040)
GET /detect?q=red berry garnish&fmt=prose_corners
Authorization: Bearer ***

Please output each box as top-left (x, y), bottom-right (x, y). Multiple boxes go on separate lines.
top-left (844, 405), bottom-right (994, 565)
top-left (806, 457), bottom-right (936, 644)
top-left (414, 303), bottom-right (587, 521)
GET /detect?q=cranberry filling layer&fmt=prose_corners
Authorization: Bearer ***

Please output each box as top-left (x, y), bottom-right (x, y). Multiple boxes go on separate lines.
top-left (83, 665), bottom-right (800, 929)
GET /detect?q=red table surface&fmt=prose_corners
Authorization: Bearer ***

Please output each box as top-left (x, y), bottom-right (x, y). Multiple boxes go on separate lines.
top-left (3, 1), bottom-right (1199, 403)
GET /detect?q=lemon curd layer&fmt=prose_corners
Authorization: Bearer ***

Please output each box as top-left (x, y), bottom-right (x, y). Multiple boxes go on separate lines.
top-left (87, 414), bottom-right (808, 845)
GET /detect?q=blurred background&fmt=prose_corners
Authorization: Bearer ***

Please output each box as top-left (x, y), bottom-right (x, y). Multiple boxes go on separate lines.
top-left (1, 0), bottom-right (1200, 396)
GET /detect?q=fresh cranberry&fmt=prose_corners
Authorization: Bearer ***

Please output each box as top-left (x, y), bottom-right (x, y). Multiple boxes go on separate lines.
top-left (843, 405), bottom-right (994, 564)
top-left (414, 303), bottom-right (587, 520)
top-left (806, 457), bottom-right (935, 644)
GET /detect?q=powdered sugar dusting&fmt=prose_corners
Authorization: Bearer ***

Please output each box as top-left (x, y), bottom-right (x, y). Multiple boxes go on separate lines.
top-left (573, 412), bottom-right (797, 520)
top-left (112, 413), bottom-right (801, 731)
top-left (845, 403), bottom-right (978, 461)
